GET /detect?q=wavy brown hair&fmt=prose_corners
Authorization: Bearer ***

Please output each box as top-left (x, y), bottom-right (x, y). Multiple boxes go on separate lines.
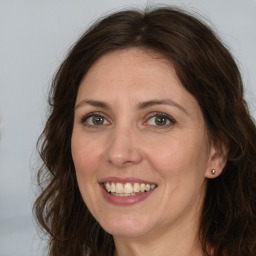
top-left (34, 6), bottom-right (256, 256)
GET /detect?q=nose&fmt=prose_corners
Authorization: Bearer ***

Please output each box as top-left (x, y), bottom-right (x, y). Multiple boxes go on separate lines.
top-left (104, 127), bottom-right (143, 168)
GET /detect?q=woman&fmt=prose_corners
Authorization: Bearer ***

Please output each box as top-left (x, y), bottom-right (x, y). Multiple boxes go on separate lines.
top-left (34, 7), bottom-right (256, 256)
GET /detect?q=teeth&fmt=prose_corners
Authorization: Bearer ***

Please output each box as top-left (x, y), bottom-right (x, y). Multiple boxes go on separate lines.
top-left (111, 192), bottom-right (136, 197)
top-left (110, 183), bottom-right (116, 193)
top-left (104, 182), bottom-right (157, 195)
top-left (124, 183), bottom-right (133, 194)
top-left (145, 184), bottom-right (151, 191)
top-left (150, 184), bottom-right (156, 190)
top-left (134, 183), bottom-right (140, 193)
top-left (116, 183), bottom-right (124, 193)
top-left (105, 182), bottom-right (111, 192)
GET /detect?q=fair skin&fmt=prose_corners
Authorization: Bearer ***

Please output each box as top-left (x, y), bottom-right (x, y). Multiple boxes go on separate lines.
top-left (71, 48), bottom-right (226, 256)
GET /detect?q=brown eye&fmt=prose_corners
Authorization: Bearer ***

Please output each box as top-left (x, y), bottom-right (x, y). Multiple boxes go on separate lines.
top-left (154, 116), bottom-right (168, 126)
top-left (146, 113), bottom-right (175, 128)
top-left (82, 114), bottom-right (110, 127)
top-left (92, 116), bottom-right (105, 125)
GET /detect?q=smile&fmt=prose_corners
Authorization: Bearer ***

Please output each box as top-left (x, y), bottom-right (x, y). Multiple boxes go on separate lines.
top-left (103, 182), bottom-right (157, 196)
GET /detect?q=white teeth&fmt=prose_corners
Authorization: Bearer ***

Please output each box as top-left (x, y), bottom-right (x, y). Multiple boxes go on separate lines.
top-left (116, 183), bottom-right (124, 193)
top-left (111, 192), bottom-right (136, 197)
top-left (124, 183), bottom-right (133, 194)
top-left (110, 183), bottom-right (116, 193)
top-left (105, 182), bottom-right (111, 192)
top-left (134, 183), bottom-right (140, 193)
top-left (145, 184), bottom-right (151, 191)
top-left (140, 183), bottom-right (145, 192)
top-left (103, 182), bottom-right (157, 195)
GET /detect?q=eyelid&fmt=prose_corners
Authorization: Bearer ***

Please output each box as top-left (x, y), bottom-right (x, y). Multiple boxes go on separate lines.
top-left (80, 111), bottom-right (111, 127)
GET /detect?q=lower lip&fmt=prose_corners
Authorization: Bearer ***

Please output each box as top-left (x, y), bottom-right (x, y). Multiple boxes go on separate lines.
top-left (100, 185), bottom-right (156, 206)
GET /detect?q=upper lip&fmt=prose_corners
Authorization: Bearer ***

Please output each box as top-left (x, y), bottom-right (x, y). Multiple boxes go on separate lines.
top-left (99, 176), bottom-right (157, 185)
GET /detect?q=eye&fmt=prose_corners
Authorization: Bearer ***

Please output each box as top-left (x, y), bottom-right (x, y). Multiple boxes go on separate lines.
top-left (81, 113), bottom-right (110, 127)
top-left (146, 113), bottom-right (176, 128)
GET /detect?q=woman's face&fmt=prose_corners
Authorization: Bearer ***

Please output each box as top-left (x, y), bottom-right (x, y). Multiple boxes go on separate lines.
top-left (71, 48), bottom-right (218, 239)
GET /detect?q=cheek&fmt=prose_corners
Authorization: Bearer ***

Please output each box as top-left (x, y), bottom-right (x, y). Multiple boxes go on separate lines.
top-left (146, 135), bottom-right (209, 216)
top-left (71, 135), bottom-right (103, 180)
top-left (146, 133), bottom-right (209, 180)
top-left (71, 136), bottom-right (103, 210)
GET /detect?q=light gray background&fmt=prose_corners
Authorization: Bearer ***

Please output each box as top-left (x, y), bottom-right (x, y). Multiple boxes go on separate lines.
top-left (0, 0), bottom-right (256, 255)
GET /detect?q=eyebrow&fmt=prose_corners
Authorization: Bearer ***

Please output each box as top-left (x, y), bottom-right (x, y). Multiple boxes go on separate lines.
top-left (75, 98), bottom-right (188, 115)
top-left (75, 99), bottom-right (110, 110)
top-left (137, 99), bottom-right (189, 115)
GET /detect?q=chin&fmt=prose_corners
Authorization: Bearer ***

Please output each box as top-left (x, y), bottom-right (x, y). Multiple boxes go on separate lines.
top-left (99, 215), bottom-right (152, 238)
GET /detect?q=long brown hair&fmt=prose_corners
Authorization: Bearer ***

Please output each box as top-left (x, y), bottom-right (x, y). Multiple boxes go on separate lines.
top-left (34, 7), bottom-right (256, 256)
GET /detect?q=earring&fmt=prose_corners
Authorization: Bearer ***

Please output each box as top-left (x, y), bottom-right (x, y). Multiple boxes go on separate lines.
top-left (211, 169), bottom-right (216, 175)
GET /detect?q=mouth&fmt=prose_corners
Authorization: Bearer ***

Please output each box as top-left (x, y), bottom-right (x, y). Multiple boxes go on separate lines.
top-left (101, 182), bottom-right (157, 197)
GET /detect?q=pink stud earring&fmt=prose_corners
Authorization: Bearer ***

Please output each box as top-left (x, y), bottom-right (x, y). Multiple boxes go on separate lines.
top-left (211, 169), bottom-right (216, 175)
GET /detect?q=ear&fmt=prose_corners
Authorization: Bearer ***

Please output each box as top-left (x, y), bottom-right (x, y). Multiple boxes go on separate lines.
top-left (205, 139), bottom-right (228, 179)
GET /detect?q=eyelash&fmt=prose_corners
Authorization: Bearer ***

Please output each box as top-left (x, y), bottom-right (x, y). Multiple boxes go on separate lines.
top-left (145, 112), bottom-right (176, 128)
top-left (80, 112), bottom-right (111, 128)
top-left (80, 112), bottom-right (176, 128)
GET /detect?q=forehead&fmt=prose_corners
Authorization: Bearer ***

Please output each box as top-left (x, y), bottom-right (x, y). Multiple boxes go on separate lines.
top-left (76, 48), bottom-right (200, 114)
top-left (78, 48), bottom-right (180, 96)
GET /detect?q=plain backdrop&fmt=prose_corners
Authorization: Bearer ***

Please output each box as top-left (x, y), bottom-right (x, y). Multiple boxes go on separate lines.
top-left (0, 0), bottom-right (256, 255)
